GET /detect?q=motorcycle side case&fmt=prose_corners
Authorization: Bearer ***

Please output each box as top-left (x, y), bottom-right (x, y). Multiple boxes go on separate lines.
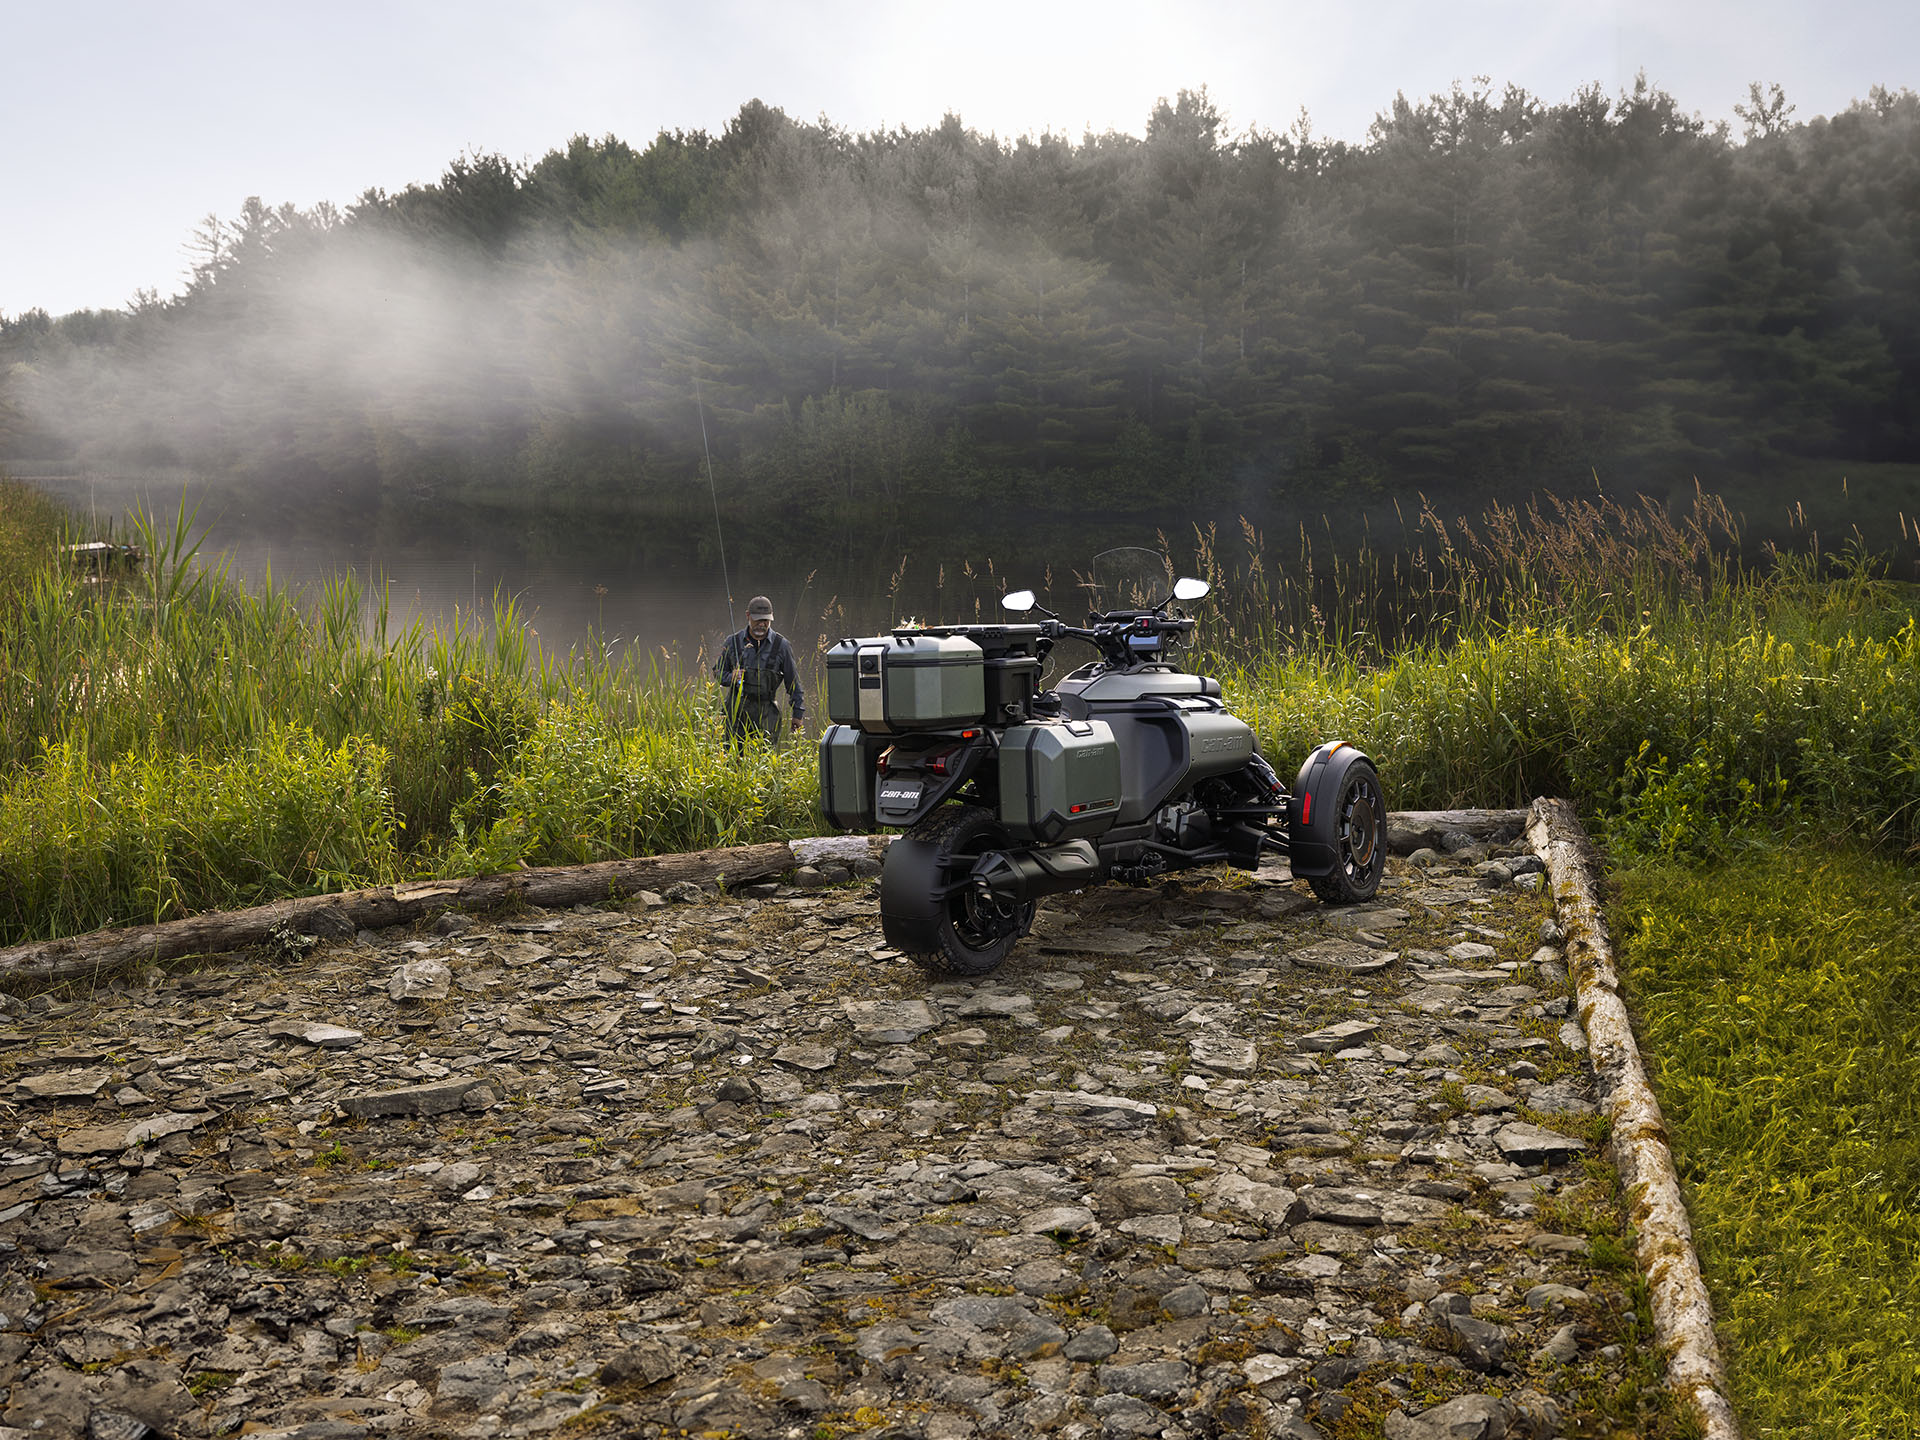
top-left (998, 719), bottom-right (1123, 843)
top-left (818, 725), bottom-right (882, 830)
top-left (1287, 740), bottom-right (1376, 878)
top-left (824, 634), bottom-right (986, 733)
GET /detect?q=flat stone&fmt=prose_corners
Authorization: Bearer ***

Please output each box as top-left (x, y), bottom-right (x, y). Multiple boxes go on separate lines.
top-left (1443, 1312), bottom-right (1510, 1371)
top-left (1493, 1122), bottom-right (1589, 1165)
top-left (1385, 1395), bottom-right (1509, 1439)
top-left (1037, 928), bottom-right (1156, 956)
top-left (1461, 1084), bottom-right (1516, 1114)
top-left (1210, 1173), bottom-right (1304, 1227)
top-left (952, 992), bottom-right (1034, 1019)
top-left (1116, 1214), bottom-right (1184, 1245)
top-left (1091, 1393), bottom-right (1165, 1437)
top-left (338, 1076), bottom-right (487, 1118)
top-left (772, 1043), bottom-right (837, 1071)
top-left (842, 999), bottom-right (936, 1043)
top-left (1289, 1252), bottom-right (1344, 1278)
top-left (58, 1111), bottom-right (210, 1156)
top-left (1534, 1322), bottom-right (1580, 1366)
top-left (1300, 1187), bottom-right (1384, 1226)
top-left (1024, 1089), bottom-right (1158, 1124)
top-left (1446, 942), bottom-right (1498, 963)
top-left (1188, 1034), bottom-right (1257, 1074)
top-left (1097, 1360), bottom-right (1194, 1402)
top-left (1298, 1020), bottom-right (1379, 1052)
top-left (18, 1070), bottom-right (113, 1100)
top-left (1064, 1325), bottom-right (1118, 1362)
top-left (389, 957), bottom-right (452, 1002)
top-left (265, 1020), bottom-right (364, 1048)
top-left (1291, 939), bottom-right (1396, 973)
top-left (1525, 1282), bottom-right (1590, 1310)
top-left (1096, 1175), bottom-right (1191, 1218)
top-left (1021, 1205), bottom-right (1097, 1236)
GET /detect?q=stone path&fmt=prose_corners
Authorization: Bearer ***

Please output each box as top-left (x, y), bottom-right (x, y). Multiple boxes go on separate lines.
top-left (0, 834), bottom-right (1665, 1440)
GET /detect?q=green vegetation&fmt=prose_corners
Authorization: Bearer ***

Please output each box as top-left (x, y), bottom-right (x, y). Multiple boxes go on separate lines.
top-left (5, 474), bottom-right (1920, 1430)
top-left (3, 83), bottom-right (1918, 538)
top-left (1197, 492), bottom-right (1920, 855)
top-left (1613, 851), bottom-right (1920, 1437)
top-left (1, 486), bottom-right (1914, 944)
top-left (0, 495), bottom-right (817, 943)
top-left (0, 478), bottom-right (63, 599)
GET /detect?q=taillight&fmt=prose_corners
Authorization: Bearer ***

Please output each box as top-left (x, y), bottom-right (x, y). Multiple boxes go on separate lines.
top-left (876, 748), bottom-right (893, 775)
top-left (925, 751), bottom-right (950, 776)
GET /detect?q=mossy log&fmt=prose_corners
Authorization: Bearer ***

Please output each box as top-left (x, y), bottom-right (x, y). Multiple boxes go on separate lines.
top-left (0, 811), bottom-right (1525, 988)
top-left (0, 841), bottom-right (814, 986)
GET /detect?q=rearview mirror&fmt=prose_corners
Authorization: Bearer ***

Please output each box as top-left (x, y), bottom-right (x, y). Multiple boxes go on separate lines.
top-left (1172, 577), bottom-right (1210, 601)
top-left (1001, 589), bottom-right (1036, 613)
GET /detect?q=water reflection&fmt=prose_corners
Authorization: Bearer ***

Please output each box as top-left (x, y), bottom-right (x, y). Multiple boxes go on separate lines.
top-left (21, 474), bottom-right (1161, 668)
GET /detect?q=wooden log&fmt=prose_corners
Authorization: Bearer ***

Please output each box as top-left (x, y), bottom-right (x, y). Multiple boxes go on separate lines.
top-left (1384, 808), bottom-right (1531, 853)
top-left (2, 807), bottom-right (1511, 987)
top-left (0, 841), bottom-right (800, 986)
top-left (1527, 796), bottom-right (1741, 1440)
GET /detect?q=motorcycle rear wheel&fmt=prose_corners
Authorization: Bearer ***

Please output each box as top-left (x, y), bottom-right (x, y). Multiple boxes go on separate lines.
top-left (1306, 761), bottom-right (1386, 904)
top-left (901, 804), bottom-right (1035, 977)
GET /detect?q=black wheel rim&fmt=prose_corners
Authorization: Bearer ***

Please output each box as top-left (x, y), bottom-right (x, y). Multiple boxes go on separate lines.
top-left (948, 831), bottom-right (1023, 951)
top-left (1340, 774), bottom-right (1381, 880)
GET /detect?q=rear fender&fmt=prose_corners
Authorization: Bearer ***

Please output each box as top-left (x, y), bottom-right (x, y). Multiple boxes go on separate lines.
top-left (1287, 741), bottom-right (1376, 878)
top-left (874, 733), bottom-right (994, 828)
top-left (879, 833), bottom-right (946, 954)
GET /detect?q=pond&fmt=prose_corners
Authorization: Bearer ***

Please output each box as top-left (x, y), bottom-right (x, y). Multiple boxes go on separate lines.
top-left (20, 473), bottom-right (1199, 670)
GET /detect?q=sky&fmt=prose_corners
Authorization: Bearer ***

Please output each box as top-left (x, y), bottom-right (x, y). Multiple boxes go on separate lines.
top-left (5, 0), bottom-right (1916, 318)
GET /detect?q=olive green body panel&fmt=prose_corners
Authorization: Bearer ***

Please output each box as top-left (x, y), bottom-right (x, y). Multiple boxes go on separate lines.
top-left (997, 720), bottom-right (1123, 843)
top-left (825, 635), bottom-right (986, 732)
top-left (818, 725), bottom-right (882, 830)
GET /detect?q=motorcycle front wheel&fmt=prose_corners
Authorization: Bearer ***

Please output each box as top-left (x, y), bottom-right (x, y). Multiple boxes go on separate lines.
top-left (1306, 760), bottom-right (1386, 904)
top-left (890, 804), bottom-right (1035, 978)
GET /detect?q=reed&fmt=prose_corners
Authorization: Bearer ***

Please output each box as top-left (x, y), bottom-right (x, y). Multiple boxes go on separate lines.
top-left (0, 494), bottom-right (822, 942)
top-left (2, 482), bottom-right (1916, 944)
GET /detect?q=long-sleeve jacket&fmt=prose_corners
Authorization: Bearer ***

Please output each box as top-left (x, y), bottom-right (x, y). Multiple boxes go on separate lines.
top-left (714, 627), bottom-right (806, 717)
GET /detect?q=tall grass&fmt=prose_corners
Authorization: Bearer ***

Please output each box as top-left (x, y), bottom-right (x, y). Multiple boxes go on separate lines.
top-left (2, 480), bottom-right (1916, 944)
top-left (0, 477), bottom-right (66, 605)
top-left (1614, 850), bottom-right (1920, 1437)
top-left (1196, 490), bottom-right (1920, 854)
top-left (0, 495), bottom-right (818, 942)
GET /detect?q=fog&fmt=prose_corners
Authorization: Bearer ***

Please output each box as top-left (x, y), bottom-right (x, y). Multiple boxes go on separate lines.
top-left (6, 82), bottom-right (1919, 640)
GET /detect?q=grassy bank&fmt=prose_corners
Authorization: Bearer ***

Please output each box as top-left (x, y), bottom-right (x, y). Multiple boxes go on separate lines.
top-left (6, 476), bottom-right (1920, 1431)
top-left (2, 484), bottom-right (1917, 942)
top-left (0, 492), bottom-right (817, 942)
top-left (1612, 849), bottom-right (1920, 1437)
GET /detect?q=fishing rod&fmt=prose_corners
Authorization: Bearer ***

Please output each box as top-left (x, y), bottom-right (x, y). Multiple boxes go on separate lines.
top-left (694, 374), bottom-right (736, 637)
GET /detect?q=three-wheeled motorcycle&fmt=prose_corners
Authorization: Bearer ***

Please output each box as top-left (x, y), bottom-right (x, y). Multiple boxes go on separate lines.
top-left (817, 550), bottom-right (1385, 975)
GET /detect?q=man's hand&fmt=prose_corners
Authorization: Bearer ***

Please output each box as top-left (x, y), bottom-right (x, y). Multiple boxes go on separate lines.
top-left (791, 715), bottom-right (805, 733)
top-left (726, 668), bottom-right (744, 686)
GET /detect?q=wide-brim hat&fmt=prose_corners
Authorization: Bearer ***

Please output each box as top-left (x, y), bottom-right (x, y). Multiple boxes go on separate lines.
top-left (746, 595), bottom-right (774, 619)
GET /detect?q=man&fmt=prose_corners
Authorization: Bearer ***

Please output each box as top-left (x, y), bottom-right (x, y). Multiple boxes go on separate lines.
top-left (714, 595), bottom-right (806, 749)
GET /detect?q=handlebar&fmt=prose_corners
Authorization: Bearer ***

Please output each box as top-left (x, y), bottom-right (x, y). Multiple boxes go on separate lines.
top-left (1041, 609), bottom-right (1196, 665)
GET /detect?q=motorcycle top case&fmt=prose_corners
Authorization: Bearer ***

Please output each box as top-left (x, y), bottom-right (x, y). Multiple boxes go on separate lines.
top-left (998, 718), bottom-right (1123, 843)
top-left (817, 724), bottom-right (882, 830)
top-left (825, 634), bottom-right (986, 733)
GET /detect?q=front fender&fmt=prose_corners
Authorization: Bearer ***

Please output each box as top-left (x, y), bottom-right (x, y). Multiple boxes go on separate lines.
top-left (1287, 741), bottom-right (1377, 878)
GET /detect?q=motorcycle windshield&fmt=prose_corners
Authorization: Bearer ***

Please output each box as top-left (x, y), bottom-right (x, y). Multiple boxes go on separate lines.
top-left (1081, 547), bottom-right (1172, 617)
